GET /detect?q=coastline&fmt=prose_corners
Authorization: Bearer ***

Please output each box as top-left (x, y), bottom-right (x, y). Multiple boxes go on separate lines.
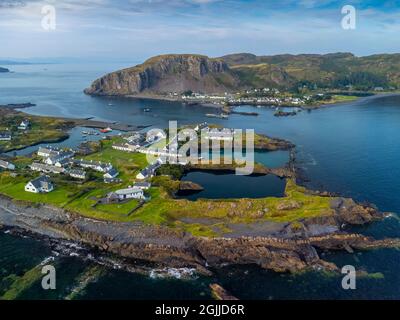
top-left (1, 193), bottom-right (398, 276)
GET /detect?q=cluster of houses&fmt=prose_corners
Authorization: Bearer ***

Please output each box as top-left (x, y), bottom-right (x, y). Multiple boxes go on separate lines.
top-left (0, 120), bottom-right (32, 143)
top-left (24, 145), bottom-right (123, 193)
top-left (181, 89), bottom-right (310, 106)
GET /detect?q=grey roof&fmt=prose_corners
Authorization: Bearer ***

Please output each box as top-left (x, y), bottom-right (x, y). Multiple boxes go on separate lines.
top-left (0, 132), bottom-right (11, 138)
top-left (38, 146), bottom-right (61, 155)
top-left (0, 159), bottom-right (13, 168)
top-left (140, 161), bottom-right (161, 177)
top-left (29, 175), bottom-right (53, 189)
top-left (54, 158), bottom-right (70, 166)
top-left (105, 167), bottom-right (119, 176)
top-left (69, 169), bottom-right (86, 176)
top-left (115, 187), bottom-right (143, 196)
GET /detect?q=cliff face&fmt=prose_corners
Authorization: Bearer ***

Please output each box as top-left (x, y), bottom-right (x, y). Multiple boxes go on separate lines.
top-left (84, 54), bottom-right (240, 96)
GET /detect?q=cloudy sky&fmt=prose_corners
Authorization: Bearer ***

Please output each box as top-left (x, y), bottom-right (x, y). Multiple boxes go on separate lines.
top-left (1, 0), bottom-right (400, 61)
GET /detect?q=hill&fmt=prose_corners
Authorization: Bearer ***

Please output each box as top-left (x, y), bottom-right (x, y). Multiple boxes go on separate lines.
top-left (84, 54), bottom-right (240, 96)
top-left (85, 52), bottom-right (400, 97)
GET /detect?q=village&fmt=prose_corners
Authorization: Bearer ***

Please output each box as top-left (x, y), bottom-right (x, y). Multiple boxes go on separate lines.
top-left (180, 88), bottom-right (309, 107)
top-left (0, 120), bottom-right (242, 214)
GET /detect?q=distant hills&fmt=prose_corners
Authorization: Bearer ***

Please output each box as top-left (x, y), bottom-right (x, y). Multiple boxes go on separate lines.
top-left (85, 52), bottom-right (400, 97)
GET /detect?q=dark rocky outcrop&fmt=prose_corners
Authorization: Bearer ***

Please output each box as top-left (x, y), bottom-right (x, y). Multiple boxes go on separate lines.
top-left (0, 67), bottom-right (10, 73)
top-left (179, 181), bottom-right (204, 192)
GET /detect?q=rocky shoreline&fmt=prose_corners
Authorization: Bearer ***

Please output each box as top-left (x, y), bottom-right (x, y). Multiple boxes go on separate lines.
top-left (0, 192), bottom-right (398, 276)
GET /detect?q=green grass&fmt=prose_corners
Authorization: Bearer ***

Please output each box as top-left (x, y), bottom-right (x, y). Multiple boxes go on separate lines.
top-left (96, 199), bottom-right (140, 215)
top-left (1, 265), bottom-right (43, 300)
top-left (83, 139), bottom-right (149, 182)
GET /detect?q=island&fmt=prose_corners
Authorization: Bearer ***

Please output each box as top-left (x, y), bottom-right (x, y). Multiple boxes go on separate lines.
top-left (0, 67), bottom-right (10, 73)
top-left (84, 53), bottom-right (398, 110)
top-left (0, 107), bottom-right (399, 280)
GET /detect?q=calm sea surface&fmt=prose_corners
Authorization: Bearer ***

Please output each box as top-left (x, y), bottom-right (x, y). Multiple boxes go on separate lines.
top-left (0, 63), bottom-right (399, 299)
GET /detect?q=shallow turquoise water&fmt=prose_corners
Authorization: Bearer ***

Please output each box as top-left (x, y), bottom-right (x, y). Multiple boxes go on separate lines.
top-left (0, 63), bottom-right (400, 299)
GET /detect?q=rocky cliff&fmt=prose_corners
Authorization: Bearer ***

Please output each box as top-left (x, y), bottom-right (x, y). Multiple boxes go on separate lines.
top-left (84, 54), bottom-right (240, 96)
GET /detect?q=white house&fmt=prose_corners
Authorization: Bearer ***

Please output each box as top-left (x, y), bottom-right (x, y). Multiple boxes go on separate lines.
top-left (136, 161), bottom-right (161, 180)
top-left (30, 162), bottom-right (65, 174)
top-left (203, 129), bottom-right (234, 141)
top-left (113, 187), bottom-right (145, 200)
top-left (69, 169), bottom-right (86, 180)
top-left (112, 143), bottom-right (139, 153)
top-left (103, 168), bottom-right (119, 179)
top-left (44, 151), bottom-right (74, 166)
top-left (76, 159), bottom-right (113, 173)
top-left (133, 182), bottom-right (151, 190)
top-left (0, 132), bottom-right (12, 141)
top-left (25, 176), bottom-right (54, 193)
top-left (0, 160), bottom-right (15, 170)
top-left (18, 119), bottom-right (31, 130)
top-left (38, 146), bottom-right (61, 158)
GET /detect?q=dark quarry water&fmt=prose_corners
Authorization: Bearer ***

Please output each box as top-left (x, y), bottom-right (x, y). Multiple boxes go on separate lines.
top-left (1, 63), bottom-right (400, 299)
top-left (178, 171), bottom-right (286, 200)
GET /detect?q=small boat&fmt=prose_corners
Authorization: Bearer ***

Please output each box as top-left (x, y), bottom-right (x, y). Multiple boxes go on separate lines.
top-left (143, 108), bottom-right (151, 112)
top-left (100, 127), bottom-right (113, 133)
top-left (108, 103), bottom-right (114, 106)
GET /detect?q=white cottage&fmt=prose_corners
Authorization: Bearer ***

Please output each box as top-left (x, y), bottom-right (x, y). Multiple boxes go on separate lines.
top-left (25, 176), bottom-right (54, 193)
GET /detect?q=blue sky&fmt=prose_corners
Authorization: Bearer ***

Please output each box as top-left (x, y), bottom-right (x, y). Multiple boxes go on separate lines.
top-left (1, 0), bottom-right (400, 61)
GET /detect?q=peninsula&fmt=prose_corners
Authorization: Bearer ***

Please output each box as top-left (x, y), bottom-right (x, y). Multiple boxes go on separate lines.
top-left (0, 107), bottom-right (398, 277)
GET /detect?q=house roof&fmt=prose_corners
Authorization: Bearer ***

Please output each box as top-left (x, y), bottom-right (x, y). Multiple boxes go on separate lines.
top-left (29, 175), bottom-right (53, 189)
top-left (69, 169), bottom-right (86, 176)
top-left (105, 168), bottom-right (118, 176)
top-left (115, 187), bottom-right (143, 196)
top-left (30, 162), bottom-right (64, 173)
top-left (0, 159), bottom-right (13, 168)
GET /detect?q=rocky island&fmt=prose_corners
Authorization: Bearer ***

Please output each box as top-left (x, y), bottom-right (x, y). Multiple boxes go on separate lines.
top-left (0, 67), bottom-right (10, 73)
top-left (84, 53), bottom-right (400, 108)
